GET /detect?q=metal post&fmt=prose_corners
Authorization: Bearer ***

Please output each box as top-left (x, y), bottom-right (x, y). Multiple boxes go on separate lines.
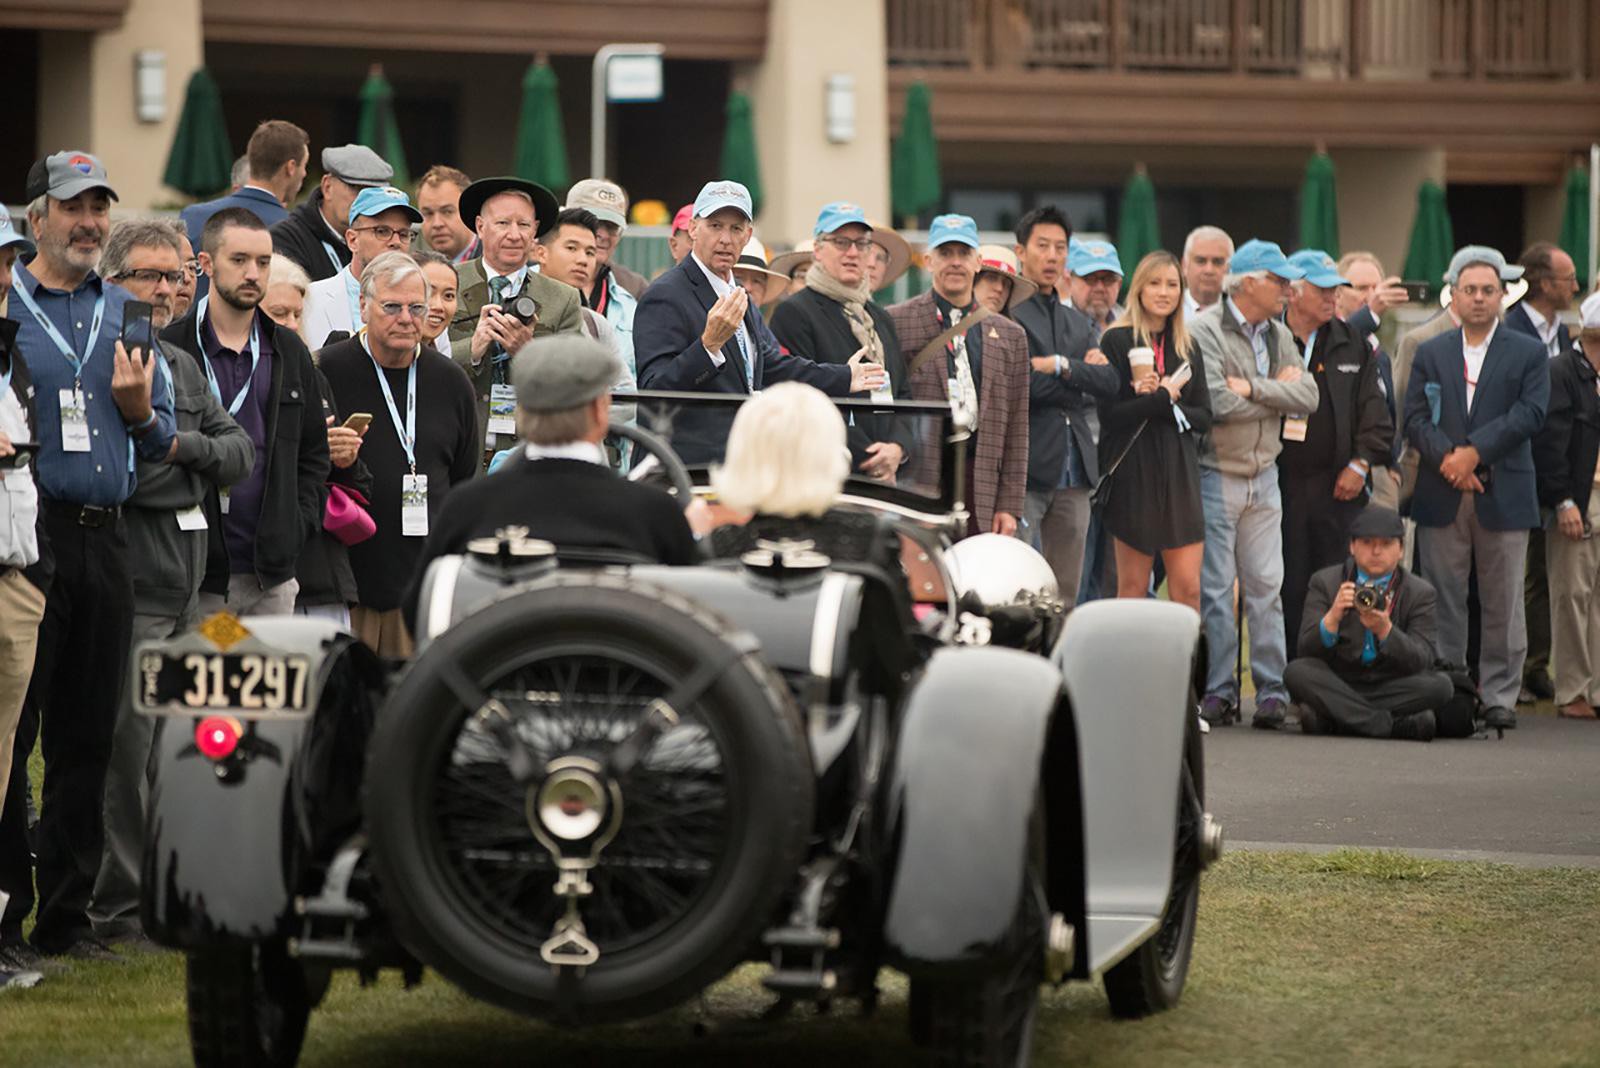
top-left (1589, 142), bottom-right (1599, 291)
top-left (589, 44), bottom-right (665, 179)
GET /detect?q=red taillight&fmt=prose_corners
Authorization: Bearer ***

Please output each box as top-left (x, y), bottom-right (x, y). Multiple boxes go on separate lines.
top-left (195, 716), bottom-right (242, 761)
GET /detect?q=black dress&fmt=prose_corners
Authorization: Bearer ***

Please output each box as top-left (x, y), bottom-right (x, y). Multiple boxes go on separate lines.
top-left (1096, 325), bottom-right (1214, 555)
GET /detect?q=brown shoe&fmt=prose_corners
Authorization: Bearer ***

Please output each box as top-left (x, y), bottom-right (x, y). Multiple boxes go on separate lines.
top-left (1557, 699), bottom-right (1597, 719)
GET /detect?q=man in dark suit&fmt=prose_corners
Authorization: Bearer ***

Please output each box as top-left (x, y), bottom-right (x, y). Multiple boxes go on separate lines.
top-left (634, 181), bottom-right (885, 466)
top-left (1009, 204), bottom-right (1118, 599)
top-left (181, 120), bottom-right (306, 250)
top-left (890, 214), bottom-right (1031, 538)
top-left (1284, 507), bottom-right (1453, 740)
top-left (1503, 240), bottom-right (1580, 702)
top-left (1404, 246), bottom-right (1549, 730)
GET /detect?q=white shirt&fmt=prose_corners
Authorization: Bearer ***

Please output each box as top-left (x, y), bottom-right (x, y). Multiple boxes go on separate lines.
top-left (1227, 297), bottom-right (1272, 374)
top-left (301, 267), bottom-right (360, 349)
top-left (523, 440), bottom-right (607, 465)
top-left (690, 252), bottom-right (753, 379)
top-left (1463, 321), bottom-right (1496, 409)
top-left (0, 385), bottom-right (39, 570)
top-left (1184, 290), bottom-right (1219, 322)
top-left (486, 262), bottom-right (529, 297)
top-left (1520, 303), bottom-right (1563, 358)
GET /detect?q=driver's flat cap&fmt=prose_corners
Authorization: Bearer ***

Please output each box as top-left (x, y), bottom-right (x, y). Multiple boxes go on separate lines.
top-left (510, 335), bottom-right (622, 412)
top-left (1349, 506), bottom-right (1404, 540)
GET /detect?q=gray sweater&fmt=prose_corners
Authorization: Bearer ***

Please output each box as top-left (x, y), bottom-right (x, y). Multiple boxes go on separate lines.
top-left (1190, 300), bottom-right (1319, 478)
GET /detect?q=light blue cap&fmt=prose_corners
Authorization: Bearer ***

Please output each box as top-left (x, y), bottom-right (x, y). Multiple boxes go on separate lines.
top-left (1288, 249), bottom-right (1349, 288)
top-left (1067, 236), bottom-right (1123, 277)
top-left (693, 180), bottom-right (754, 220)
top-left (0, 213), bottom-right (33, 256)
top-left (814, 201), bottom-right (870, 235)
top-left (927, 214), bottom-right (979, 250)
top-left (1230, 239), bottom-right (1304, 281)
top-left (348, 185), bottom-right (422, 226)
top-left (1444, 244), bottom-right (1523, 284)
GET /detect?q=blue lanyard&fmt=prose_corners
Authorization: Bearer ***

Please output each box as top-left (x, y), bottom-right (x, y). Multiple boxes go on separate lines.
top-left (8, 268), bottom-right (105, 382)
top-left (363, 332), bottom-right (418, 472)
top-left (195, 296), bottom-right (262, 417)
top-left (320, 240), bottom-right (343, 274)
top-left (342, 268), bottom-right (362, 328)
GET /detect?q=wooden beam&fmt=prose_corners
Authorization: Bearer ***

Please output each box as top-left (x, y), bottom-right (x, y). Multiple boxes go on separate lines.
top-left (0, 0), bottom-right (126, 31)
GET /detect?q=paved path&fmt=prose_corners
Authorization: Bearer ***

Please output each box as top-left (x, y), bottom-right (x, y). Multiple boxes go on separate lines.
top-left (1203, 709), bottom-right (1600, 866)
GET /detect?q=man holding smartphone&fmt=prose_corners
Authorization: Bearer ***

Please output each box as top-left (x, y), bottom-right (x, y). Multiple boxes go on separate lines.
top-left (0, 152), bottom-right (177, 965)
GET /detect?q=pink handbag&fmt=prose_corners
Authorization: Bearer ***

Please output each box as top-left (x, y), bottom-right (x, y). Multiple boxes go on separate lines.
top-left (324, 484), bottom-right (377, 547)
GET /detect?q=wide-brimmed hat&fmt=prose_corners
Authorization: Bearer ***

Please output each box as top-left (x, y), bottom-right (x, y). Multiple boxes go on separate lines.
top-left (976, 245), bottom-right (1039, 310)
top-left (769, 239), bottom-right (816, 281)
top-left (458, 176), bottom-right (560, 237)
top-left (866, 222), bottom-right (912, 288)
top-left (732, 236), bottom-right (788, 285)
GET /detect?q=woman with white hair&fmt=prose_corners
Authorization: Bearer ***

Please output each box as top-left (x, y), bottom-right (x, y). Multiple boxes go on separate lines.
top-left (709, 382), bottom-right (901, 576)
top-left (262, 252), bottom-right (311, 341)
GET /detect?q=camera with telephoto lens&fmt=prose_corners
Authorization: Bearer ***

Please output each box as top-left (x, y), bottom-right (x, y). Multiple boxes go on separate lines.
top-left (1354, 582), bottom-right (1388, 612)
top-left (499, 294), bottom-right (540, 326)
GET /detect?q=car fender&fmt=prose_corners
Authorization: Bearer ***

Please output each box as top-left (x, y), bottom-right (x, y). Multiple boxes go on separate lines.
top-left (139, 619), bottom-right (386, 946)
top-left (881, 645), bottom-right (1062, 973)
top-left (1053, 599), bottom-right (1199, 974)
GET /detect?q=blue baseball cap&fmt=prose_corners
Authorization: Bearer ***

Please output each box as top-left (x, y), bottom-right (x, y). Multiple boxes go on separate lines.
top-left (693, 180), bottom-right (754, 220)
top-left (1067, 236), bottom-right (1123, 278)
top-left (1230, 239), bottom-right (1304, 281)
top-left (1288, 249), bottom-right (1349, 288)
top-left (927, 214), bottom-right (979, 250)
top-left (1444, 244), bottom-right (1523, 284)
top-left (348, 185), bottom-right (422, 226)
top-left (814, 201), bottom-right (871, 235)
top-left (0, 213), bottom-right (33, 256)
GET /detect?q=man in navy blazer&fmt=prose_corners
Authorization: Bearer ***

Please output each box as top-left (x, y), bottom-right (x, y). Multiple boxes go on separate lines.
top-left (180, 120), bottom-right (308, 299)
top-left (1404, 246), bottom-right (1550, 729)
top-left (634, 180), bottom-right (885, 465)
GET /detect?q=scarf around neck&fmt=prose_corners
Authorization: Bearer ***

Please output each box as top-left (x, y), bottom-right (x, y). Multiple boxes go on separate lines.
top-left (805, 261), bottom-right (884, 367)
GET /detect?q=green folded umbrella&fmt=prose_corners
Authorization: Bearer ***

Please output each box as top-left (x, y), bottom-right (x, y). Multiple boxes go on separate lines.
top-left (1401, 181), bottom-right (1454, 291)
top-left (719, 92), bottom-right (763, 218)
top-left (357, 66), bottom-right (410, 189)
top-left (1558, 164), bottom-right (1590, 288)
top-left (162, 68), bottom-right (234, 199)
top-left (512, 60), bottom-right (570, 194)
top-left (1116, 167), bottom-right (1161, 289)
top-left (1298, 151), bottom-right (1340, 257)
top-left (891, 81), bottom-right (941, 224)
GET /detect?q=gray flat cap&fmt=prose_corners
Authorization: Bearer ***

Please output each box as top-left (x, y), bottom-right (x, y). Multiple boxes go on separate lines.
top-left (321, 144), bottom-right (393, 187)
top-left (511, 335), bottom-right (623, 412)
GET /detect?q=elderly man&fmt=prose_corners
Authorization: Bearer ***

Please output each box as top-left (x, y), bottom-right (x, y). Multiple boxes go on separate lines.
top-left (1008, 205), bottom-right (1118, 599)
top-left (1192, 239), bottom-right (1319, 729)
top-left (1278, 249), bottom-right (1393, 665)
top-left (415, 165), bottom-right (477, 265)
top-left (0, 152), bottom-right (178, 962)
top-left (181, 120), bottom-right (308, 249)
top-left (1064, 237), bottom-right (1123, 339)
top-left (300, 185), bottom-right (423, 347)
top-left (406, 335), bottom-right (698, 625)
top-left (446, 175), bottom-right (583, 461)
top-left (1405, 246), bottom-right (1548, 731)
top-left (890, 214), bottom-right (1030, 538)
top-left (635, 181), bottom-right (884, 466)
top-left (318, 252), bottom-right (478, 658)
top-left (1182, 226), bottom-right (1233, 321)
top-left (271, 145), bottom-right (393, 283)
top-left (90, 219), bottom-right (254, 944)
top-left (769, 202), bottom-right (915, 481)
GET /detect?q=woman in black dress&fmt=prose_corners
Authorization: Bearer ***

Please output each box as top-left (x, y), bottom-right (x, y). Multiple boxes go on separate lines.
top-left (1095, 251), bottom-right (1213, 611)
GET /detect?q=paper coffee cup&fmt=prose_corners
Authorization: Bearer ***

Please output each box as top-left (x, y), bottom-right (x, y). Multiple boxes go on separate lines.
top-left (1129, 347), bottom-right (1155, 374)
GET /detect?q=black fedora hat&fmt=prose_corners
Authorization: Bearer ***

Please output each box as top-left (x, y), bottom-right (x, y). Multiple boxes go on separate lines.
top-left (458, 176), bottom-right (560, 237)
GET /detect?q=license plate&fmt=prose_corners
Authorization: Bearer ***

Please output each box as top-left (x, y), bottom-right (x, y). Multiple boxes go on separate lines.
top-left (137, 651), bottom-right (312, 715)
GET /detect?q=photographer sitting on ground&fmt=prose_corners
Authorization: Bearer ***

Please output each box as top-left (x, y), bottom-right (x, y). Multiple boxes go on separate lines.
top-left (1284, 506), bottom-right (1454, 741)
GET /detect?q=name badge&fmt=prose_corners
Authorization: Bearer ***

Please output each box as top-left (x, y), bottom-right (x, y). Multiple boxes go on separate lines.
top-left (219, 489), bottom-right (231, 515)
top-left (60, 388), bottom-right (90, 452)
top-left (487, 384), bottom-right (517, 437)
top-left (870, 382), bottom-right (894, 404)
top-left (175, 505), bottom-right (208, 531)
top-left (401, 474), bottom-right (429, 537)
top-left (1282, 416), bottom-right (1309, 443)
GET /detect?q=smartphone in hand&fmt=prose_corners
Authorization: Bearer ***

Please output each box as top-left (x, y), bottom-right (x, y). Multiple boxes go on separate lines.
top-left (342, 412), bottom-right (374, 434)
top-left (120, 301), bottom-right (155, 363)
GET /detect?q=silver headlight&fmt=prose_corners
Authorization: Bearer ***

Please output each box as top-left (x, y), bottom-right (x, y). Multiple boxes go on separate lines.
top-left (945, 533), bottom-right (1060, 612)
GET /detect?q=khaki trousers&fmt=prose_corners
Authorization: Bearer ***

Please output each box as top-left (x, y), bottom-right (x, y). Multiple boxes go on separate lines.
top-left (1547, 494), bottom-right (1600, 706)
top-left (350, 606), bottom-right (415, 660)
top-left (0, 570), bottom-right (45, 814)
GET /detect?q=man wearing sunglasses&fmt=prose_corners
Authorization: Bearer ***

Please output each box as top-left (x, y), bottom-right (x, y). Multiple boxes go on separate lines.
top-left (300, 186), bottom-right (423, 349)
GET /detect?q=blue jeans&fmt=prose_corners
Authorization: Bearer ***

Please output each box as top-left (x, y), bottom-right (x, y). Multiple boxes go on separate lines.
top-left (1199, 466), bottom-right (1289, 703)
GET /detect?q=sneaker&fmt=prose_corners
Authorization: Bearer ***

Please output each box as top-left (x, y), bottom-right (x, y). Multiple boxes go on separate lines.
top-left (1296, 703), bottom-right (1328, 735)
top-left (0, 966), bottom-right (43, 990)
top-left (1199, 695), bottom-right (1239, 727)
top-left (1523, 672), bottom-right (1554, 701)
top-left (1391, 710), bottom-right (1437, 741)
top-left (1251, 696), bottom-right (1288, 731)
top-left (43, 936), bottom-right (123, 964)
top-left (1196, 711), bottom-right (1211, 735)
top-left (1483, 705), bottom-right (1517, 731)
top-left (0, 940), bottom-right (54, 973)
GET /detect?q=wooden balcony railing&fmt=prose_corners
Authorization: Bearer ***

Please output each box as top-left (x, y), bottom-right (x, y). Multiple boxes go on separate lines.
top-left (887, 0), bottom-right (1593, 80)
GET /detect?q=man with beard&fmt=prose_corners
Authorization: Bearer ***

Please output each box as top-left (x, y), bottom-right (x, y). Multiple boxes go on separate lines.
top-left (0, 152), bottom-right (177, 963)
top-left (162, 207), bottom-right (330, 617)
top-left (90, 220), bottom-right (254, 944)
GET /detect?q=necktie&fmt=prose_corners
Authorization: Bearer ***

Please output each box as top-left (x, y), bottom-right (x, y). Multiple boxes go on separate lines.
top-left (488, 275), bottom-right (509, 306)
top-left (948, 308), bottom-right (979, 417)
top-left (487, 276), bottom-right (511, 382)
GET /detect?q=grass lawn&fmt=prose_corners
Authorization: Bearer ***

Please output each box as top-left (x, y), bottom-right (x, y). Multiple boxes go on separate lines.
top-left (2, 849), bottom-right (1597, 1067)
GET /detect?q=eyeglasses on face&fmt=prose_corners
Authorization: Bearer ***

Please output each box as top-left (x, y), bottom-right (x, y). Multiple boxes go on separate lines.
top-left (821, 236), bottom-right (874, 252)
top-left (352, 225), bottom-right (418, 243)
top-left (375, 301), bottom-right (426, 320)
top-left (113, 268), bottom-right (185, 286)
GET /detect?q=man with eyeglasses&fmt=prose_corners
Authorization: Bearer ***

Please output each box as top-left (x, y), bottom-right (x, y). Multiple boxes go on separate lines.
top-left (270, 145), bottom-right (394, 284)
top-left (1405, 246), bottom-right (1548, 731)
top-left (317, 251), bottom-right (477, 658)
top-left (1064, 238), bottom-right (1124, 341)
top-left (161, 207), bottom-right (330, 619)
top-left (301, 186), bottom-right (423, 349)
top-left (91, 219), bottom-right (253, 946)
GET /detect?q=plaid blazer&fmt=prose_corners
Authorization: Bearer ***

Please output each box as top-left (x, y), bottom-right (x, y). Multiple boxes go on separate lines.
top-left (887, 291), bottom-right (1030, 530)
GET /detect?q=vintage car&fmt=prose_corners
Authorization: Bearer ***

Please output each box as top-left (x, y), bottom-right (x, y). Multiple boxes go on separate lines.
top-left (133, 394), bottom-right (1221, 1067)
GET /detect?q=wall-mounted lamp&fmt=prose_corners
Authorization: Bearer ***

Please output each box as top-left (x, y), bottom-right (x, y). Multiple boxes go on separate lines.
top-left (825, 74), bottom-right (855, 144)
top-left (135, 50), bottom-right (166, 123)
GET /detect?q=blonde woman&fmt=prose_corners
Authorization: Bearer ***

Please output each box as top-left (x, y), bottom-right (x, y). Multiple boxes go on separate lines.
top-left (1095, 251), bottom-right (1213, 611)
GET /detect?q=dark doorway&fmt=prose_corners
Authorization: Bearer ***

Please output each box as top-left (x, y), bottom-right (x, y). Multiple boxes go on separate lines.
top-left (1447, 184), bottom-right (1525, 258)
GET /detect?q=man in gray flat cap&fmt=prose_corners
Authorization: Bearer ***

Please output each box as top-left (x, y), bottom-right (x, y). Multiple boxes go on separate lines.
top-left (270, 144), bottom-right (394, 283)
top-left (404, 336), bottom-right (697, 622)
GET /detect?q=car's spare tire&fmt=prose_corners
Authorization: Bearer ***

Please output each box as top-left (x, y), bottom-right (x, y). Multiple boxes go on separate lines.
top-left (365, 574), bottom-right (814, 1023)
